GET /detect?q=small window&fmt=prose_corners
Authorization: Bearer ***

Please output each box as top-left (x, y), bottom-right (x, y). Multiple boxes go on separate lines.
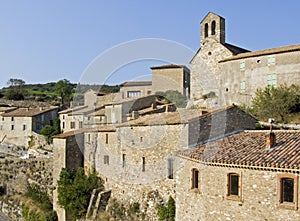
top-left (240, 81), bottom-right (246, 92)
top-left (278, 174), bottom-right (298, 209)
top-left (268, 73), bottom-right (276, 87)
top-left (70, 122), bottom-right (75, 129)
top-left (106, 133), bottom-right (109, 144)
top-left (211, 20), bottom-right (216, 35)
top-left (191, 168), bottom-right (199, 189)
top-left (11, 117), bottom-right (14, 121)
top-left (122, 154), bottom-right (126, 168)
top-left (0, 125), bottom-right (2, 130)
top-left (62, 122), bottom-right (65, 129)
top-left (240, 61), bottom-right (245, 71)
top-left (11, 125), bottom-right (14, 130)
top-left (227, 173), bottom-right (241, 200)
top-left (127, 91), bottom-right (141, 98)
top-left (204, 23), bottom-right (208, 38)
top-left (22, 124), bottom-right (27, 131)
top-left (281, 178), bottom-right (294, 203)
top-left (87, 134), bottom-right (91, 143)
top-left (140, 137), bottom-right (143, 142)
top-left (268, 56), bottom-right (275, 65)
top-left (79, 121), bottom-right (83, 128)
top-left (104, 155), bottom-right (109, 165)
top-left (142, 157), bottom-right (145, 172)
top-left (41, 114), bottom-right (45, 122)
top-left (167, 158), bottom-right (174, 179)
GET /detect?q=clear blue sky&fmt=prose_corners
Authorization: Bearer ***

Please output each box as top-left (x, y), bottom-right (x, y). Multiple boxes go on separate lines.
top-left (0, 1), bottom-right (299, 88)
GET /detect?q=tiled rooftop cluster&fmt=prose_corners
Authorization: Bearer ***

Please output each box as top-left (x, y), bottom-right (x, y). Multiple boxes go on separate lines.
top-left (177, 130), bottom-right (300, 170)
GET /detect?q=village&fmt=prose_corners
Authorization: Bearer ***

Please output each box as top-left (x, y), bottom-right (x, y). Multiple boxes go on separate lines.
top-left (0, 12), bottom-right (300, 221)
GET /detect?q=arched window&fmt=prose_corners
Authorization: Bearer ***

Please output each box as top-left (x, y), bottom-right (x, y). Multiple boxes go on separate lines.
top-left (211, 20), bottom-right (216, 35)
top-left (204, 23), bottom-right (208, 38)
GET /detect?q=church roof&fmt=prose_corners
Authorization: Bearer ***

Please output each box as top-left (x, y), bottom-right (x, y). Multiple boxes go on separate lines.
top-left (220, 43), bottom-right (300, 62)
top-left (177, 130), bottom-right (300, 171)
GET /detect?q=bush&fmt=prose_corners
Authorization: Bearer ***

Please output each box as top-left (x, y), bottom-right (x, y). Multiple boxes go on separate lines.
top-left (156, 196), bottom-right (175, 221)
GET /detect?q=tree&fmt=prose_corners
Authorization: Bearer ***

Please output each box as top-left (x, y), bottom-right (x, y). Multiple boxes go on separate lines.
top-left (156, 196), bottom-right (176, 221)
top-left (6, 78), bottom-right (26, 100)
top-left (57, 167), bottom-right (104, 220)
top-left (251, 84), bottom-right (300, 123)
top-left (39, 118), bottom-right (61, 144)
top-left (156, 90), bottom-right (187, 108)
top-left (55, 79), bottom-right (72, 105)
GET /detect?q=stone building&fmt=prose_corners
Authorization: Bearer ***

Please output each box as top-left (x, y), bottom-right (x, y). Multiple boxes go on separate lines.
top-left (52, 105), bottom-right (257, 220)
top-left (120, 81), bottom-right (152, 99)
top-left (0, 106), bottom-right (58, 146)
top-left (151, 64), bottom-right (190, 99)
top-left (176, 130), bottom-right (300, 220)
top-left (190, 12), bottom-right (300, 107)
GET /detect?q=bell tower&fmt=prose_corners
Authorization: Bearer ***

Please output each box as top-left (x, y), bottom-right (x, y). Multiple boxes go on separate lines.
top-left (200, 12), bottom-right (225, 45)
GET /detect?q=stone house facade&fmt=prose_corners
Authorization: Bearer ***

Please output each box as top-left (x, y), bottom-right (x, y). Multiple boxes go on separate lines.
top-left (52, 106), bottom-right (257, 220)
top-left (151, 64), bottom-right (190, 99)
top-left (190, 12), bottom-right (300, 107)
top-left (176, 130), bottom-right (300, 220)
top-left (0, 106), bottom-right (58, 146)
top-left (120, 81), bottom-right (152, 99)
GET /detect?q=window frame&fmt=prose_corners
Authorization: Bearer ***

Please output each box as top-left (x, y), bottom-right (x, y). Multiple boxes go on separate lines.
top-left (226, 172), bottom-right (242, 201)
top-left (191, 168), bottom-right (200, 192)
top-left (278, 174), bottom-right (298, 210)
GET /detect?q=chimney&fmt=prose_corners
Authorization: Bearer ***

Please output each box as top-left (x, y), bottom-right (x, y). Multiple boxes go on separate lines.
top-left (266, 132), bottom-right (276, 148)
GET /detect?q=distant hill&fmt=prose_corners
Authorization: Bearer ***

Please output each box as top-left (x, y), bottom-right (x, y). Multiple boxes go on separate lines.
top-left (0, 82), bottom-right (120, 103)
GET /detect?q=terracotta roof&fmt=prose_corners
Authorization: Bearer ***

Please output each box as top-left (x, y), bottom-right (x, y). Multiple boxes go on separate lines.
top-left (2, 107), bottom-right (58, 117)
top-left (120, 81), bottom-right (152, 87)
top-left (220, 43), bottom-right (300, 62)
top-left (150, 64), bottom-right (189, 71)
top-left (224, 43), bottom-right (250, 55)
top-left (119, 109), bottom-right (204, 127)
top-left (177, 130), bottom-right (300, 170)
top-left (53, 126), bottom-right (116, 138)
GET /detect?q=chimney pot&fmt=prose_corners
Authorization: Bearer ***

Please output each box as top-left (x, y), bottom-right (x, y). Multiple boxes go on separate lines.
top-left (266, 132), bottom-right (276, 148)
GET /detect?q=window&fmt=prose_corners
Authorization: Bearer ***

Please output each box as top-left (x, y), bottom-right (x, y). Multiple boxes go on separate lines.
top-left (22, 124), bottom-right (27, 131)
top-left (105, 133), bottom-right (109, 144)
top-left (70, 121), bottom-right (75, 129)
top-left (167, 158), bottom-right (174, 179)
top-left (240, 81), bottom-right (246, 92)
top-left (41, 114), bottom-right (45, 122)
top-left (142, 157), bottom-right (146, 172)
top-left (11, 117), bottom-right (14, 121)
top-left (204, 23), bottom-right (208, 38)
top-left (268, 56), bottom-right (275, 65)
top-left (191, 168), bottom-right (199, 189)
top-left (278, 174), bottom-right (298, 209)
top-left (268, 73), bottom-right (276, 87)
top-left (62, 122), bottom-right (65, 129)
top-left (122, 154), bottom-right (126, 168)
top-left (127, 91), bottom-right (141, 98)
top-left (11, 125), bottom-right (14, 130)
top-left (0, 125), bottom-right (2, 130)
top-left (240, 61), bottom-right (245, 71)
top-left (104, 155), bottom-right (109, 165)
top-left (87, 133), bottom-right (91, 143)
top-left (79, 121), bottom-right (83, 128)
top-left (227, 173), bottom-right (241, 200)
top-left (140, 137), bottom-right (143, 142)
top-left (211, 20), bottom-right (216, 35)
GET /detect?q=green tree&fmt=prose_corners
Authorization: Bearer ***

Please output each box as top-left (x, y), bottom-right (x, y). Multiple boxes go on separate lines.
top-left (6, 78), bottom-right (26, 100)
top-left (57, 167), bottom-right (104, 220)
top-left (156, 90), bottom-right (187, 108)
top-left (156, 196), bottom-right (176, 221)
top-left (55, 79), bottom-right (72, 105)
top-left (251, 84), bottom-right (300, 123)
top-left (39, 118), bottom-right (61, 144)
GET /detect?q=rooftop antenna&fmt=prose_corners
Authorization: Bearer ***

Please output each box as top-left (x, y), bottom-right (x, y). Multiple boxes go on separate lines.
top-left (268, 118), bottom-right (275, 132)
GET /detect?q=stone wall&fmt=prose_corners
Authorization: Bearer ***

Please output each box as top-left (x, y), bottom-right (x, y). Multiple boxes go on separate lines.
top-left (83, 124), bottom-right (188, 220)
top-left (220, 50), bottom-right (300, 107)
top-left (0, 157), bottom-right (53, 220)
top-left (176, 159), bottom-right (300, 221)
